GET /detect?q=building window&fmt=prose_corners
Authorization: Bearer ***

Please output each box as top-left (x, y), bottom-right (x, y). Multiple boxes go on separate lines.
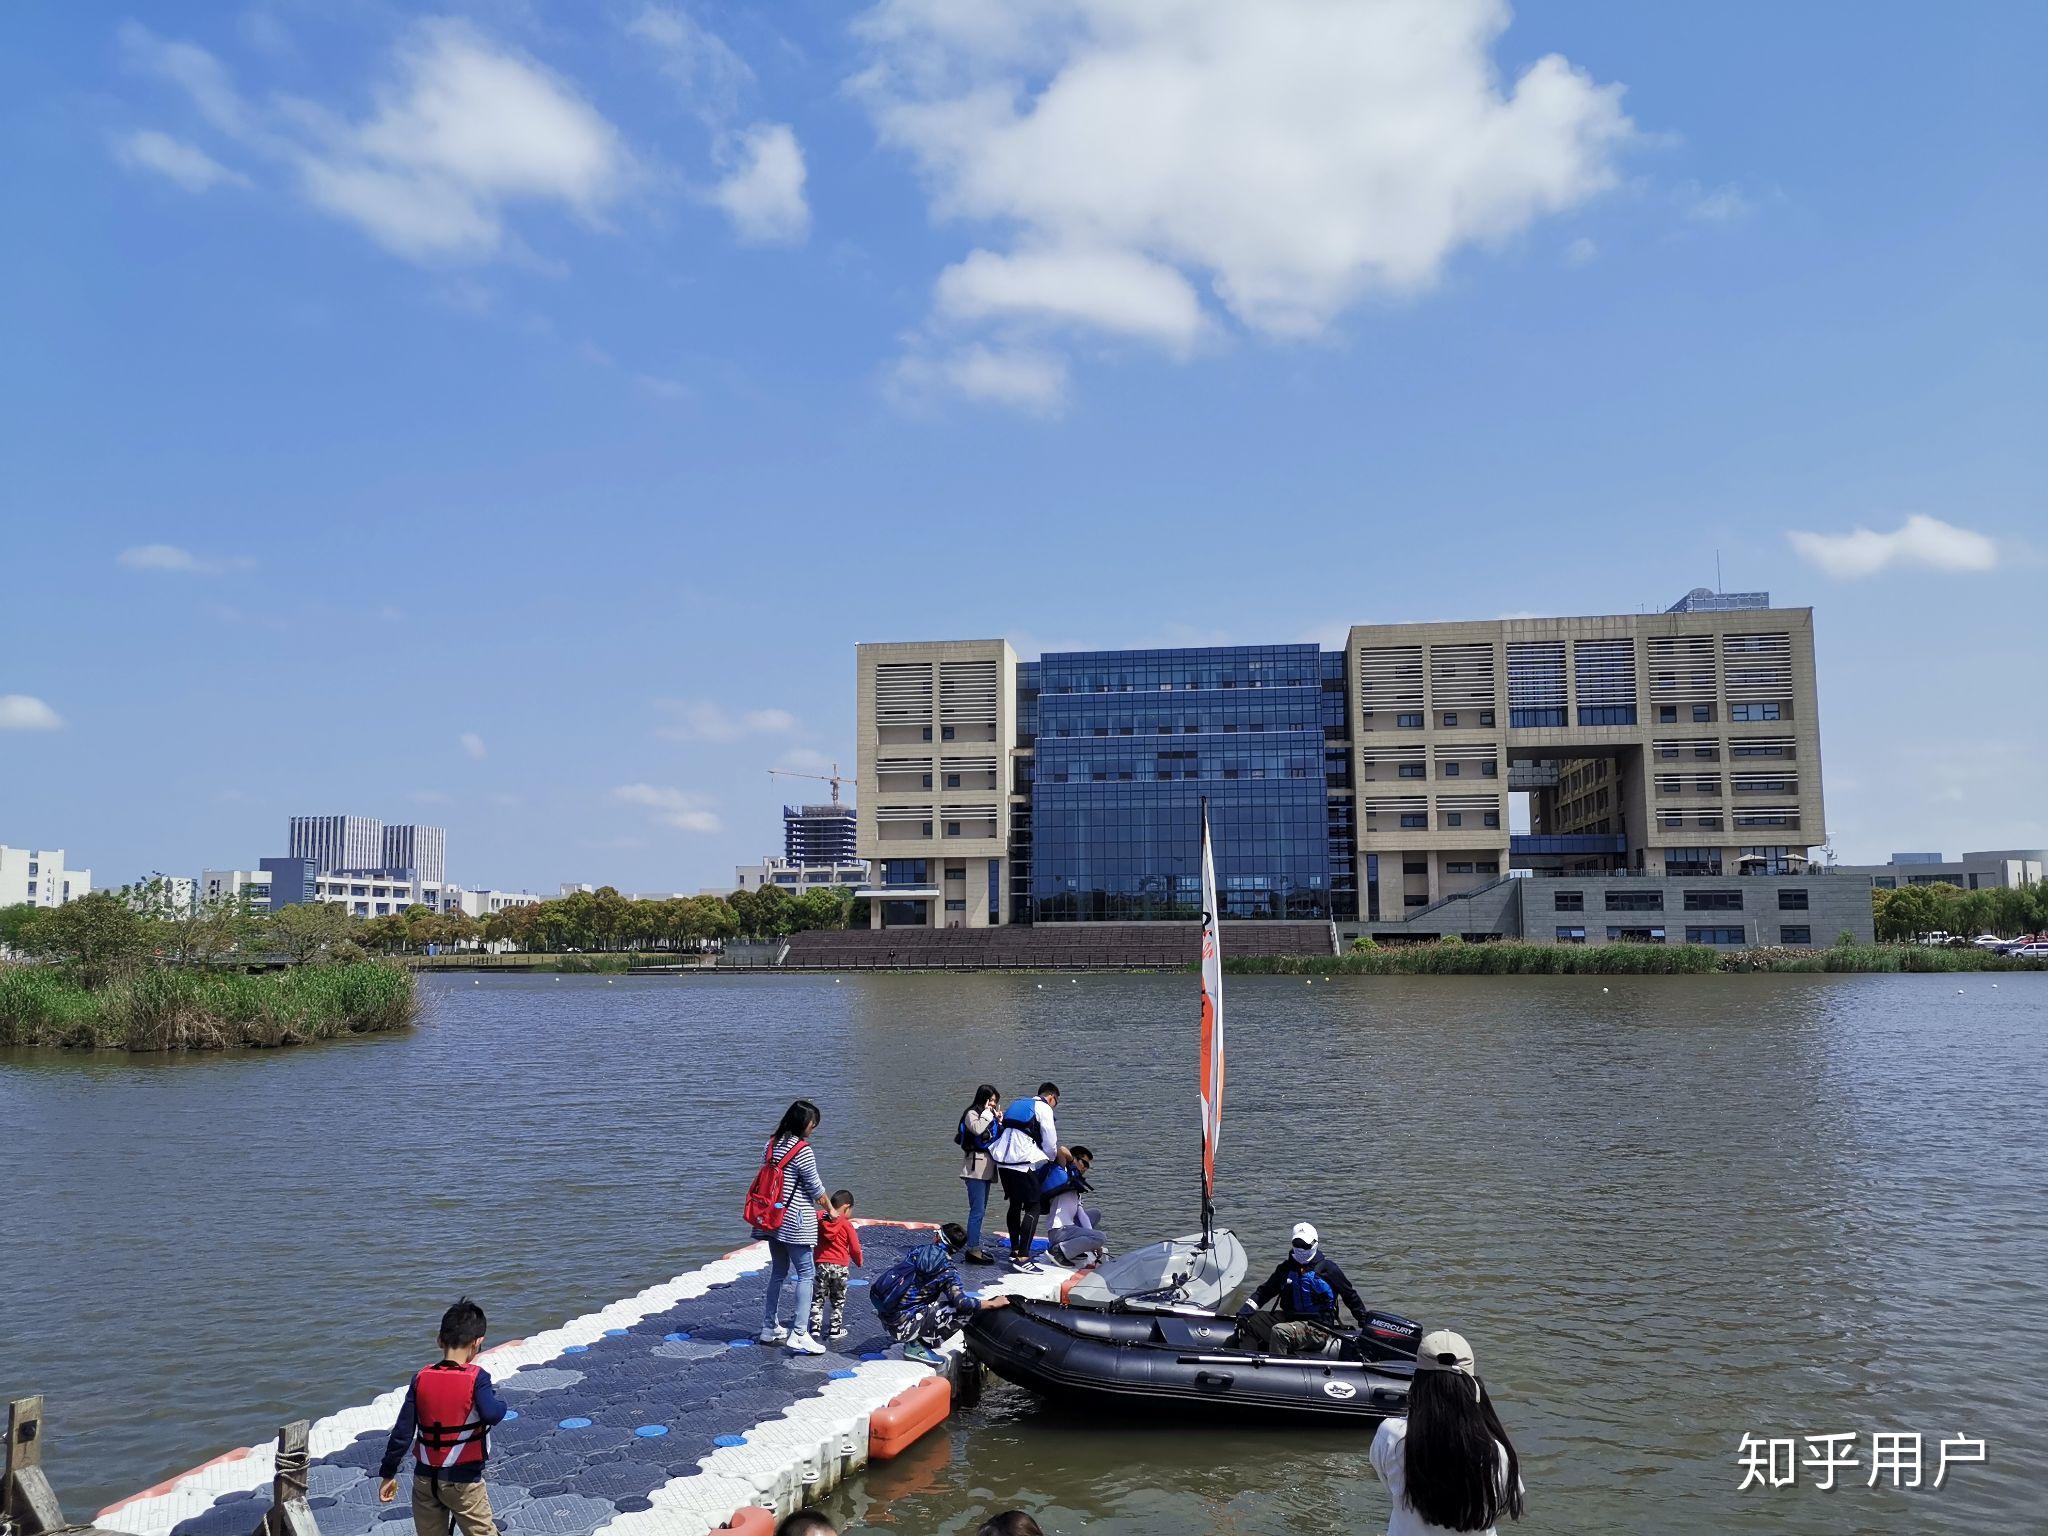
top-left (1399, 813), bottom-right (1428, 829)
top-left (1874, 876), bottom-right (1896, 889)
top-left (921, 822), bottom-right (933, 837)
top-left (1403, 861), bottom-right (1428, 875)
top-left (1692, 705), bottom-right (1713, 722)
top-left (1729, 702), bottom-right (1782, 722)
top-left (945, 773), bottom-right (961, 788)
top-left (1658, 705), bottom-right (1677, 724)
top-left (945, 899), bottom-right (967, 912)
top-left (1398, 763), bottom-right (1425, 778)
top-left (1606, 891), bottom-right (1664, 911)
top-left (1479, 711), bottom-right (1495, 727)
top-left (1555, 926), bottom-right (1587, 944)
top-left (946, 822), bottom-right (963, 837)
top-left (989, 862), bottom-right (1001, 925)
top-left (1483, 812), bottom-right (1500, 828)
top-left (921, 774), bottom-right (933, 788)
top-left (1684, 891), bottom-right (1743, 911)
top-left (1577, 705), bottom-right (1638, 726)
top-left (942, 725), bottom-right (958, 740)
top-left (1444, 762), bottom-right (1461, 777)
top-left (1447, 862), bottom-right (1474, 875)
top-left (1481, 761), bottom-right (1498, 777)
top-left (1509, 707), bottom-right (1566, 728)
top-left (1442, 712), bottom-right (1458, 727)
top-left (1780, 925), bottom-right (1812, 945)
top-left (1445, 812), bottom-right (1462, 827)
top-left (1686, 925), bottom-right (1746, 945)
top-left (1607, 926), bottom-right (1666, 943)
top-left (1779, 889), bottom-right (1809, 910)
top-left (921, 727), bottom-right (933, 741)
top-left (1397, 712), bottom-right (1424, 729)
top-left (1404, 893), bottom-right (1428, 907)
top-left (1475, 861), bottom-right (1500, 875)
top-left (1555, 890), bottom-right (1584, 911)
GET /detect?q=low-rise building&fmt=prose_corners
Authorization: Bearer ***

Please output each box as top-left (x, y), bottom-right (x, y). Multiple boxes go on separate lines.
top-left (121, 872), bottom-right (196, 914)
top-left (0, 845), bottom-right (91, 908)
top-left (202, 868), bottom-right (273, 907)
top-left (1833, 849), bottom-right (2047, 891)
top-left (455, 888), bottom-right (545, 919)
top-left (729, 857), bottom-right (870, 894)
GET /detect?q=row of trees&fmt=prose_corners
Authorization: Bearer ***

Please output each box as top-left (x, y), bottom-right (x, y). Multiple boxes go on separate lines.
top-left (1872, 881), bottom-right (2048, 945)
top-left (474, 883), bottom-right (860, 953)
top-left (0, 878), bottom-right (866, 974)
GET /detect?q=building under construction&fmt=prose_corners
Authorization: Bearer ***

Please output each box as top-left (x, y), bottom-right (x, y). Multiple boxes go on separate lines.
top-left (784, 802), bottom-right (858, 866)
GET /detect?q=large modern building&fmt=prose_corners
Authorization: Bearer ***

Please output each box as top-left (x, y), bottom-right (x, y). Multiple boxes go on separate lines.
top-left (382, 823), bottom-right (447, 886)
top-left (288, 815), bottom-right (384, 874)
top-left (783, 803), bottom-right (858, 866)
top-left (854, 595), bottom-right (1865, 944)
top-left (0, 845), bottom-right (91, 908)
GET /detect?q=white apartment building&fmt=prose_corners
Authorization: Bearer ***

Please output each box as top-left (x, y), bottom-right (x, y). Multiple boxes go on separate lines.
top-left (202, 868), bottom-right (273, 906)
top-left (730, 857), bottom-right (871, 894)
top-left (456, 888), bottom-right (545, 919)
top-left (0, 845), bottom-right (92, 908)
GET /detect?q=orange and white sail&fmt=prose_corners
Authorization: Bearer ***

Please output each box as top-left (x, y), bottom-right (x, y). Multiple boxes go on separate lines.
top-left (1198, 798), bottom-right (1224, 1238)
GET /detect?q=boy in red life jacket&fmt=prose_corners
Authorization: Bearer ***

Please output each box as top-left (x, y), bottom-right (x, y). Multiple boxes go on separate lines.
top-left (377, 1297), bottom-right (509, 1536)
top-left (809, 1190), bottom-right (863, 1341)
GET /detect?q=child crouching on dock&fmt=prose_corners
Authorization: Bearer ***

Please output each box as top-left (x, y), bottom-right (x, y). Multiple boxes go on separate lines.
top-left (871, 1221), bottom-right (1009, 1366)
top-left (378, 1297), bottom-right (509, 1536)
top-left (810, 1189), bottom-right (864, 1340)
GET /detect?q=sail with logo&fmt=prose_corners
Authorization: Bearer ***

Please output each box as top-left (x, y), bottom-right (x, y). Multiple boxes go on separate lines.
top-left (1064, 796), bottom-right (1246, 1310)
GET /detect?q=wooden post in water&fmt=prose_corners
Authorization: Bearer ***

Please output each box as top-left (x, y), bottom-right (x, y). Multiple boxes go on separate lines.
top-left (4, 1396), bottom-right (71, 1536)
top-left (252, 1421), bottom-right (320, 1536)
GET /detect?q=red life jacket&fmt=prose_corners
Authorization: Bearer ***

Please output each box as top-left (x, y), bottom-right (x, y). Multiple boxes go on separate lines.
top-left (411, 1362), bottom-right (487, 1471)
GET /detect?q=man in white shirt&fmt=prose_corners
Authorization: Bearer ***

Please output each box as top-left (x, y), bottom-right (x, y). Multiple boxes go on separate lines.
top-left (989, 1081), bottom-right (1069, 1273)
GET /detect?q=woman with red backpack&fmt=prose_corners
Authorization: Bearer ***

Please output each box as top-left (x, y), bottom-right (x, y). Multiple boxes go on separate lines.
top-left (747, 1098), bottom-right (830, 1355)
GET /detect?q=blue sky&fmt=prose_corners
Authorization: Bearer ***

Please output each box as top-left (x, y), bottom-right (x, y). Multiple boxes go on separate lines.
top-left (3, 0), bottom-right (2043, 893)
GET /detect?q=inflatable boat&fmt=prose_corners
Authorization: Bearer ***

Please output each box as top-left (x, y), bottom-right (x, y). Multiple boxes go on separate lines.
top-left (963, 1230), bottom-right (1425, 1424)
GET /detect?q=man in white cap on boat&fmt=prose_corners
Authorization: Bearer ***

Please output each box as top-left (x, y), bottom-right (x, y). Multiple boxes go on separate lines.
top-left (1233, 1220), bottom-right (1369, 1356)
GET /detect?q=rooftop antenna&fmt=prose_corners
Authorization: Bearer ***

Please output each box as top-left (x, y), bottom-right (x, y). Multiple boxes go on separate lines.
top-left (1716, 549), bottom-right (1723, 593)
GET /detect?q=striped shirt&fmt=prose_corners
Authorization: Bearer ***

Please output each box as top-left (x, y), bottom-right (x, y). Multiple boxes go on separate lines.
top-left (756, 1136), bottom-right (827, 1247)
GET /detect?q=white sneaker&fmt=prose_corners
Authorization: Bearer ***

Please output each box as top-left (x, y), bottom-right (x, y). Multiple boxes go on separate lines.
top-left (785, 1331), bottom-right (827, 1356)
top-left (758, 1325), bottom-right (788, 1344)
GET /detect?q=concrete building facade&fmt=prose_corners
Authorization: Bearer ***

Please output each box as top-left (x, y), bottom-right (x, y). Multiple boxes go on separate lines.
top-left (783, 804), bottom-right (857, 867)
top-left (382, 824), bottom-right (447, 886)
top-left (854, 639), bottom-right (1017, 929)
top-left (0, 845), bottom-right (91, 908)
top-left (202, 868), bottom-right (272, 907)
top-left (727, 857), bottom-right (870, 895)
top-left (288, 815), bottom-right (384, 874)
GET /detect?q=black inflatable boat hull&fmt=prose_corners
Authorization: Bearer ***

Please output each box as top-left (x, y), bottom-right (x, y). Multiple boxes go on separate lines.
top-left (964, 1298), bottom-right (1416, 1424)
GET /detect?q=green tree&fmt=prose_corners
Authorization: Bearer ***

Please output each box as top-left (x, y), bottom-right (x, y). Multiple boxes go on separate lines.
top-left (696, 895), bottom-right (739, 944)
top-left (793, 886), bottom-right (855, 933)
top-left (0, 902), bottom-right (48, 955)
top-left (159, 889), bottom-right (266, 967)
top-left (26, 891), bottom-right (154, 985)
top-left (269, 901), bottom-right (359, 965)
top-left (752, 884), bottom-right (798, 939)
top-left (360, 914), bottom-right (410, 953)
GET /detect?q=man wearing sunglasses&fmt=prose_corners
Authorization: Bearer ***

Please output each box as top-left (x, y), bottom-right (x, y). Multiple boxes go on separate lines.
top-left (1233, 1221), bottom-right (1368, 1357)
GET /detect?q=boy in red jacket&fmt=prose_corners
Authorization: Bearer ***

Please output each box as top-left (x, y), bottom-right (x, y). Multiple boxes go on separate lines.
top-left (809, 1190), bottom-right (863, 1341)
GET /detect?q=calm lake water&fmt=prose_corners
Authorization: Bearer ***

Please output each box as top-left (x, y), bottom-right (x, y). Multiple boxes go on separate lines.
top-left (5, 971), bottom-right (2045, 1534)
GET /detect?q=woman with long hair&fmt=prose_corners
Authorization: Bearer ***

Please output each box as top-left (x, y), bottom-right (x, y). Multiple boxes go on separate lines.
top-left (755, 1098), bottom-right (829, 1354)
top-left (956, 1083), bottom-right (1002, 1265)
top-left (1368, 1329), bottom-right (1524, 1534)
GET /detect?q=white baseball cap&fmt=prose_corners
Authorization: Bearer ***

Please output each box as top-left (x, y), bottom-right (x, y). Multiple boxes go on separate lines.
top-left (1290, 1221), bottom-right (1319, 1249)
top-left (1413, 1329), bottom-right (1476, 1377)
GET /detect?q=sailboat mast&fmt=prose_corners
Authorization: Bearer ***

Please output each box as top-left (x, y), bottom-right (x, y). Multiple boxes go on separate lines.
top-left (1197, 796), bottom-right (1224, 1247)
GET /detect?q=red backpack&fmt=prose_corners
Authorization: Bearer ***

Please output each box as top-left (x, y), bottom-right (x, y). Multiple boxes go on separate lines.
top-left (742, 1137), bottom-right (807, 1231)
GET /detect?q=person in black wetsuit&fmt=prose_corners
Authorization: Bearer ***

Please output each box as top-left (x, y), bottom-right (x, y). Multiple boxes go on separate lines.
top-left (1234, 1221), bottom-right (1369, 1356)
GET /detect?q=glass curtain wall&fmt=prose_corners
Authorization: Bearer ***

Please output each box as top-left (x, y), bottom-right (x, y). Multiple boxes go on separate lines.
top-left (1029, 645), bottom-right (1333, 921)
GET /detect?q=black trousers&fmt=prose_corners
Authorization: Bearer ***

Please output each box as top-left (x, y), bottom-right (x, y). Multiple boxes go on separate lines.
top-left (998, 1165), bottom-right (1043, 1257)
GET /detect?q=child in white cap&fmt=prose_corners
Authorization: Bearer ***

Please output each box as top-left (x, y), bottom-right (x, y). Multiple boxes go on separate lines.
top-left (1368, 1328), bottom-right (1524, 1534)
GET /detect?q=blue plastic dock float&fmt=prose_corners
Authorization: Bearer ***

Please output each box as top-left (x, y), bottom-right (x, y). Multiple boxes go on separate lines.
top-left (96, 1225), bottom-right (1072, 1536)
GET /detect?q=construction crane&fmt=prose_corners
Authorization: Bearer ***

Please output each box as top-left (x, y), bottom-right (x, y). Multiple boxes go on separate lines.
top-left (767, 761), bottom-right (847, 805)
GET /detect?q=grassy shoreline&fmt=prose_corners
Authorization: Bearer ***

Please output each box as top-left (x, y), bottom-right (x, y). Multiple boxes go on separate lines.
top-left (1225, 942), bottom-right (2048, 976)
top-left (0, 961), bottom-right (418, 1051)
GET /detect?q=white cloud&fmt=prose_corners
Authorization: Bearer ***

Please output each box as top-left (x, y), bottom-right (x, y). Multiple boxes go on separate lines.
top-left (653, 699), bottom-right (798, 742)
top-left (935, 247), bottom-right (1204, 349)
top-left (613, 782), bottom-right (723, 833)
top-left (776, 747), bottom-right (839, 774)
top-left (892, 343), bottom-right (1069, 415)
top-left (120, 20), bottom-right (632, 265)
top-left (0, 695), bottom-right (64, 731)
top-left (857, 0), bottom-right (1634, 403)
top-left (710, 123), bottom-right (810, 245)
top-left (1564, 235), bottom-right (1598, 266)
top-left (118, 543), bottom-right (253, 574)
top-left (113, 129), bottom-right (250, 192)
top-left (629, 5), bottom-right (754, 122)
top-left (1787, 515), bottom-right (2000, 580)
top-left (1679, 181), bottom-right (1753, 225)
top-left (459, 731), bottom-right (488, 760)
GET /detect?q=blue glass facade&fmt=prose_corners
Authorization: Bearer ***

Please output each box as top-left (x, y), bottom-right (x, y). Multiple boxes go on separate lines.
top-left (1028, 645), bottom-right (1332, 921)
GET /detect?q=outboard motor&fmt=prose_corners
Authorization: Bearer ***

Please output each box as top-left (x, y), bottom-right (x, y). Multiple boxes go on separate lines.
top-left (1354, 1310), bottom-right (1424, 1363)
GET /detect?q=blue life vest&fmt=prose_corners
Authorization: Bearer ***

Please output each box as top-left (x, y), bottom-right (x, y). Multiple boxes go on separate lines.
top-left (870, 1240), bottom-right (956, 1321)
top-left (1001, 1096), bottom-right (1042, 1136)
top-left (1038, 1163), bottom-right (1091, 1201)
top-left (1281, 1261), bottom-right (1339, 1321)
top-left (954, 1110), bottom-right (1000, 1154)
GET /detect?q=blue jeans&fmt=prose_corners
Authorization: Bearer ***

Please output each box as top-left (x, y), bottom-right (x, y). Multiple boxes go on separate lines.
top-left (963, 1176), bottom-right (991, 1251)
top-left (764, 1239), bottom-right (815, 1334)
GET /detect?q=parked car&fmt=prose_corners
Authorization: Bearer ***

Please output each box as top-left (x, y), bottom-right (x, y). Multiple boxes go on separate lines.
top-left (1972, 934), bottom-right (2007, 949)
top-left (2010, 941), bottom-right (2048, 960)
top-left (1919, 931), bottom-right (1953, 946)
